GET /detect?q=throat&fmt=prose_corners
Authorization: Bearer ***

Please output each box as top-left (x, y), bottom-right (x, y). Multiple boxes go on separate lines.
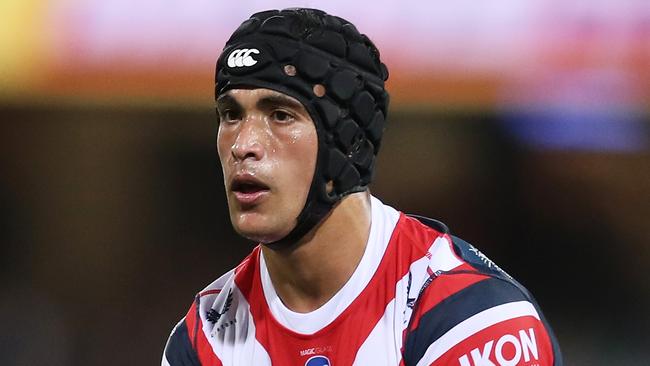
top-left (260, 192), bottom-right (372, 313)
top-left (262, 244), bottom-right (353, 313)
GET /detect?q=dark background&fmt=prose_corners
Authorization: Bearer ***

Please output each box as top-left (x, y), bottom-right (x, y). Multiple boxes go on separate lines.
top-left (1, 103), bottom-right (648, 365)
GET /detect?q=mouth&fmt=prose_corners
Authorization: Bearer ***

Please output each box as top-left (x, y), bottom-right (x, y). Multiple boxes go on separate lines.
top-left (230, 175), bottom-right (271, 206)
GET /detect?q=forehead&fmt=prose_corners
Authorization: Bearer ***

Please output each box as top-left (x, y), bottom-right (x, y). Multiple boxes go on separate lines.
top-left (217, 88), bottom-right (307, 110)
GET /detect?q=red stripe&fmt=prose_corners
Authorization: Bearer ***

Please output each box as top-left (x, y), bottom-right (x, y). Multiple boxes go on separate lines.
top-left (184, 300), bottom-right (198, 348)
top-left (428, 316), bottom-right (554, 366)
top-left (234, 247), bottom-right (275, 357)
top-left (235, 213), bottom-right (446, 364)
top-left (195, 316), bottom-right (223, 366)
top-left (232, 247), bottom-right (258, 302)
top-left (199, 289), bottom-right (222, 296)
top-left (407, 264), bottom-right (489, 333)
top-left (184, 296), bottom-right (224, 365)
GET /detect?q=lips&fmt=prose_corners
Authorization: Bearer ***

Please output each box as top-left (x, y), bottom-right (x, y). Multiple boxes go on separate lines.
top-left (230, 174), bottom-right (270, 206)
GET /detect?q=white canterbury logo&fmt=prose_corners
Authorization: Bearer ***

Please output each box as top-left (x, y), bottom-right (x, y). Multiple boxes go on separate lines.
top-left (227, 48), bottom-right (260, 67)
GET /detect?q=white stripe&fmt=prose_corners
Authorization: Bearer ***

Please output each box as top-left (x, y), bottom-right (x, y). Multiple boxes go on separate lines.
top-left (161, 354), bottom-right (171, 366)
top-left (355, 228), bottom-right (464, 364)
top-left (201, 283), bottom-right (272, 365)
top-left (260, 195), bottom-right (399, 334)
top-left (428, 235), bottom-right (464, 273)
top-left (415, 301), bottom-right (540, 366)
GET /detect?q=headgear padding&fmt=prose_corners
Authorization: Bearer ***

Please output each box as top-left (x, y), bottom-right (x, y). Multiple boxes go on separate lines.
top-left (216, 8), bottom-right (389, 246)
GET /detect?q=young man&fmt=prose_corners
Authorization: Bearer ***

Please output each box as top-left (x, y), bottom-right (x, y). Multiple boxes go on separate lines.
top-left (163, 8), bottom-right (562, 366)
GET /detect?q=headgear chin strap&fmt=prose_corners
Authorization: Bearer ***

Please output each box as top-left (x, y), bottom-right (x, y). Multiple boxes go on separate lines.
top-left (216, 8), bottom-right (389, 248)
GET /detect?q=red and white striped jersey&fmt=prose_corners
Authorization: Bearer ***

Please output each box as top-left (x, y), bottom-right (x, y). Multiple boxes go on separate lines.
top-left (163, 196), bottom-right (562, 365)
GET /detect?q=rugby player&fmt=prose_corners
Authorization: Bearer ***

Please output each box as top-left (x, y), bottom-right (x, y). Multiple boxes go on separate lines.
top-left (162, 8), bottom-right (562, 366)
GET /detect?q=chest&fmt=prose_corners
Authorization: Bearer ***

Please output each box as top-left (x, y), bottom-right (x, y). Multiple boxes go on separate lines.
top-left (203, 284), bottom-right (413, 365)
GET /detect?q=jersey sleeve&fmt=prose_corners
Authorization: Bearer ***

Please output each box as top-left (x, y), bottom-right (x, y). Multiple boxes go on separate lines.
top-left (162, 316), bottom-right (201, 366)
top-left (403, 275), bottom-right (561, 366)
top-left (162, 294), bottom-right (228, 366)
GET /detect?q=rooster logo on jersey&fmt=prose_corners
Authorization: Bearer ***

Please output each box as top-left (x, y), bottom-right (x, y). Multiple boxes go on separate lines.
top-left (206, 289), bottom-right (233, 323)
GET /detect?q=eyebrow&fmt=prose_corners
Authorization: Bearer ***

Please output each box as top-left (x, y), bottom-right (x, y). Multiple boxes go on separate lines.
top-left (216, 92), bottom-right (306, 114)
top-left (256, 94), bottom-right (306, 113)
top-left (216, 94), bottom-right (240, 112)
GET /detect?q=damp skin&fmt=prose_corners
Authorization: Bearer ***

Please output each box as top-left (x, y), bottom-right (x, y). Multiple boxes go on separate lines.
top-left (216, 88), bottom-right (318, 243)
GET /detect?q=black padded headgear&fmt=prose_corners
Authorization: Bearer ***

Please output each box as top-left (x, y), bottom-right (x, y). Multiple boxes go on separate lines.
top-left (216, 8), bottom-right (389, 247)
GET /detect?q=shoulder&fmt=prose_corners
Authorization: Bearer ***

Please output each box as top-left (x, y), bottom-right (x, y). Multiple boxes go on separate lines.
top-left (402, 217), bottom-right (562, 366)
top-left (162, 247), bottom-right (261, 366)
top-left (161, 268), bottom-right (238, 366)
top-left (162, 316), bottom-right (201, 366)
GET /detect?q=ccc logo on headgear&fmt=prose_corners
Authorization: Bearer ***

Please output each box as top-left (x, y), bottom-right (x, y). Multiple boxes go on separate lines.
top-left (227, 48), bottom-right (260, 67)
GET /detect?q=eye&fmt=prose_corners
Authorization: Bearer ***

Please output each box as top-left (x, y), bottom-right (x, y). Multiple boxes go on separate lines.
top-left (219, 109), bottom-right (241, 123)
top-left (271, 110), bottom-right (295, 123)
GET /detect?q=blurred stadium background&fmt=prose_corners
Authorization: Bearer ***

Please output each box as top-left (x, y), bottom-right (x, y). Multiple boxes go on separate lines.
top-left (1, 1), bottom-right (649, 365)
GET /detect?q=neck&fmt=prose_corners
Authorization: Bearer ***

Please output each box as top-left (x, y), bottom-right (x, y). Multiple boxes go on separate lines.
top-left (261, 191), bottom-right (372, 313)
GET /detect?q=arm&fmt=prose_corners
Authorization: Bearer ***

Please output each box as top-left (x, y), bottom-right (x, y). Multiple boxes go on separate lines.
top-left (162, 317), bottom-right (201, 366)
top-left (403, 276), bottom-right (561, 366)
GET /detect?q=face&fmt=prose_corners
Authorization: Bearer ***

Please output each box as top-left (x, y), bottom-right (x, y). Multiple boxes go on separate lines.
top-left (216, 88), bottom-right (318, 243)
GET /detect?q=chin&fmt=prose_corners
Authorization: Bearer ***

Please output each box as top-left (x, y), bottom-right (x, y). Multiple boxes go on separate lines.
top-left (231, 215), bottom-right (292, 244)
top-left (235, 227), bottom-right (286, 244)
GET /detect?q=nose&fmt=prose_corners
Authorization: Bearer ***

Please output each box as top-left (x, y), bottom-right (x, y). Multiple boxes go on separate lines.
top-left (231, 115), bottom-right (266, 162)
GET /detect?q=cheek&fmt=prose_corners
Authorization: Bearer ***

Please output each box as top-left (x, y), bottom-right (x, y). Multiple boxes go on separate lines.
top-left (304, 136), bottom-right (318, 174)
top-left (216, 128), bottom-right (231, 163)
top-left (291, 130), bottom-right (318, 184)
top-left (270, 127), bottom-right (318, 194)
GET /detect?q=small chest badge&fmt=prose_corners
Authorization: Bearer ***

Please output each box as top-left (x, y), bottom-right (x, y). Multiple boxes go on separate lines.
top-left (305, 355), bottom-right (331, 366)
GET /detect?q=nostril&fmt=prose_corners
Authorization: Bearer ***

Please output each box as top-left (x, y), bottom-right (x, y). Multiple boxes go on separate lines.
top-left (231, 140), bottom-right (264, 161)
